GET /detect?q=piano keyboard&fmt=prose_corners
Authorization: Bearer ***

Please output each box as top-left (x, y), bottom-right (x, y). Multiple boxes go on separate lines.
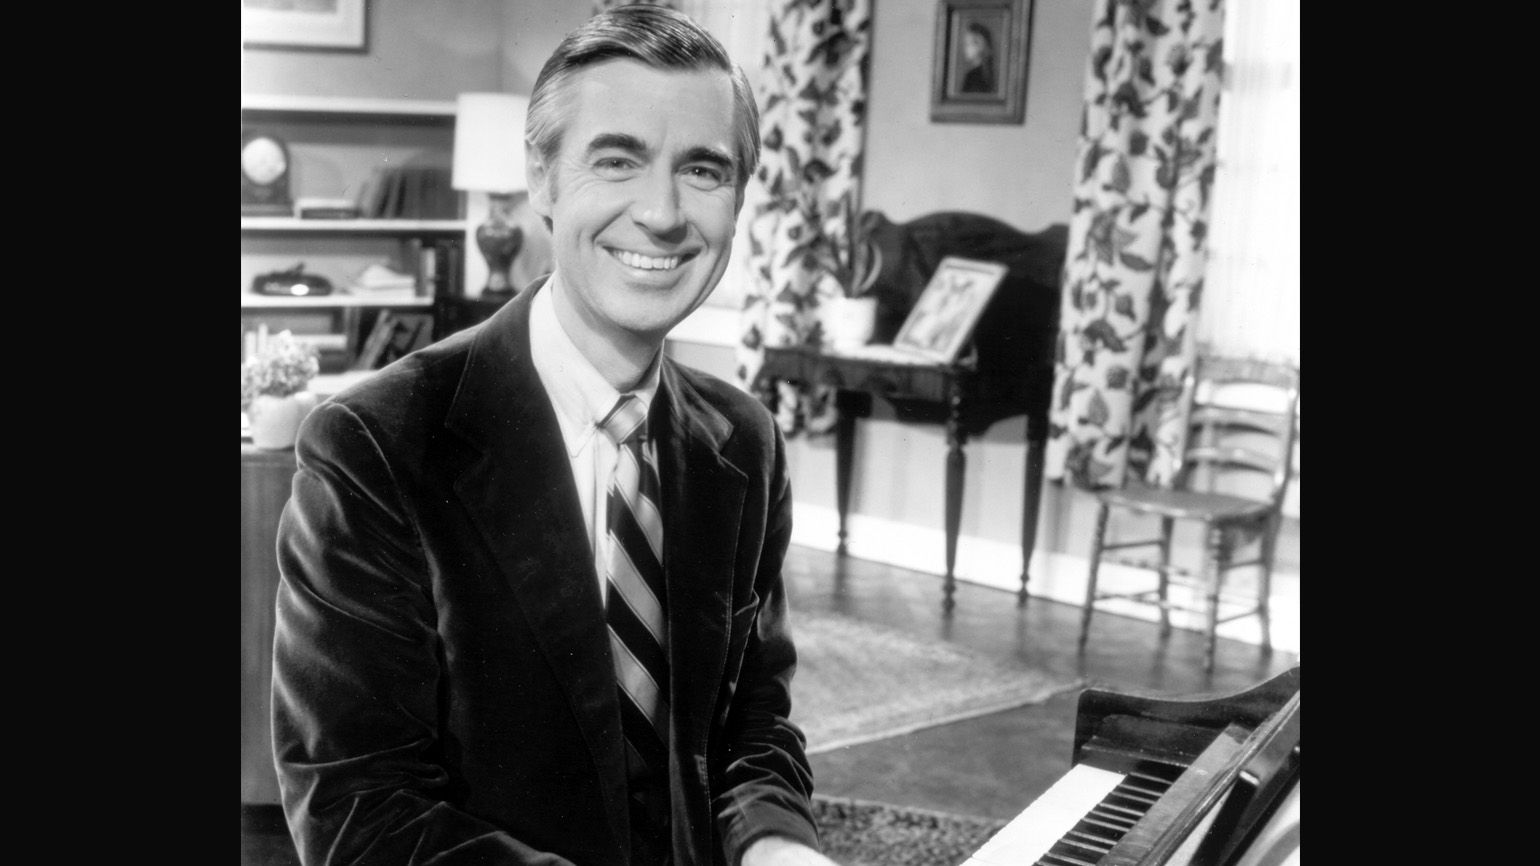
top-left (960, 762), bottom-right (1182, 865)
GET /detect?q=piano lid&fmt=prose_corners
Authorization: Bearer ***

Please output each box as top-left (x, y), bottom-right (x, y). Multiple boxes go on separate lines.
top-left (964, 666), bottom-right (1299, 866)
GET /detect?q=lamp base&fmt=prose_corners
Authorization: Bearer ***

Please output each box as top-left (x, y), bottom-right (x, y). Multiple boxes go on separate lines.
top-left (475, 193), bottom-right (524, 299)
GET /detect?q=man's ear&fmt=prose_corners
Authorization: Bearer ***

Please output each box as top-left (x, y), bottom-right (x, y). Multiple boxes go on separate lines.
top-left (526, 139), bottom-right (552, 219)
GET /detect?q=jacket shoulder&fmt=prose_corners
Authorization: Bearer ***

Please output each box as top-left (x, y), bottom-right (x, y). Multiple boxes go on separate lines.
top-left (669, 361), bottom-right (775, 439)
top-left (303, 328), bottom-right (474, 448)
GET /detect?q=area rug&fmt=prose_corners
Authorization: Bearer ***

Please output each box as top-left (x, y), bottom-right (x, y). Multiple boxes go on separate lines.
top-left (812, 794), bottom-right (1008, 866)
top-left (790, 610), bottom-right (1082, 754)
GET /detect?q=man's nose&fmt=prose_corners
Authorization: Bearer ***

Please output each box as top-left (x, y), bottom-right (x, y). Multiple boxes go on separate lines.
top-left (630, 169), bottom-right (685, 237)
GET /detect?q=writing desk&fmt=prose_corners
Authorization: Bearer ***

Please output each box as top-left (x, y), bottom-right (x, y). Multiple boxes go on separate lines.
top-left (753, 345), bottom-right (1046, 611)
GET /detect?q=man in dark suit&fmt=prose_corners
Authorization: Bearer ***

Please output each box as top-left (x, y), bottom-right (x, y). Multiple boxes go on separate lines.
top-left (271, 7), bottom-right (838, 865)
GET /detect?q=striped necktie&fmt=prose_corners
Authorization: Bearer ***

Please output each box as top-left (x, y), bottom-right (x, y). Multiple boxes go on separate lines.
top-left (599, 394), bottom-right (671, 861)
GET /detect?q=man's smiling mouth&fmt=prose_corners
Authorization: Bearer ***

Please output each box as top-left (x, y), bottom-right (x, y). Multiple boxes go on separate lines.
top-left (609, 248), bottom-right (690, 271)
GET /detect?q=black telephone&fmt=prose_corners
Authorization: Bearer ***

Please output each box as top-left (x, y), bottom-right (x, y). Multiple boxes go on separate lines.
top-left (252, 263), bottom-right (334, 297)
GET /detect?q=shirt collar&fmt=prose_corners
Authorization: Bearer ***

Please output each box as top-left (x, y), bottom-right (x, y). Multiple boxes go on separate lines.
top-left (529, 273), bottom-right (661, 458)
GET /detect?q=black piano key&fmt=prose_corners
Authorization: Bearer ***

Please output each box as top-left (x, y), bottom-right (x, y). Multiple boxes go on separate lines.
top-left (1034, 844), bottom-right (1096, 856)
top-left (1034, 762), bottom-right (1179, 865)
top-left (1068, 819), bottom-right (1124, 843)
top-left (1104, 793), bottom-right (1162, 813)
top-left (1080, 812), bottom-right (1135, 835)
top-left (1065, 830), bottom-right (1115, 854)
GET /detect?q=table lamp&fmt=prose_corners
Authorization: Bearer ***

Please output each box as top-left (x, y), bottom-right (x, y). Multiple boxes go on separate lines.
top-left (452, 93), bottom-right (529, 300)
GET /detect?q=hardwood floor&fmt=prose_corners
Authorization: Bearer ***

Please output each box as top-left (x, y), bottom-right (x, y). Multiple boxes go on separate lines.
top-left (781, 545), bottom-right (1297, 824)
top-left (241, 543), bottom-right (1299, 863)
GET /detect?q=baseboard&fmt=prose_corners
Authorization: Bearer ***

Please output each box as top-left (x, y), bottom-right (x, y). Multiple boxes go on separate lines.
top-left (790, 503), bottom-right (1299, 655)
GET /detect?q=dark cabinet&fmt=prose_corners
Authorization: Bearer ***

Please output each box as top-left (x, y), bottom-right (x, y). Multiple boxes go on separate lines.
top-left (241, 445), bottom-right (296, 805)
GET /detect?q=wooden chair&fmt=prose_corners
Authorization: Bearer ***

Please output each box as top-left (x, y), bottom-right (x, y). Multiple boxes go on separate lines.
top-left (1078, 355), bottom-right (1300, 673)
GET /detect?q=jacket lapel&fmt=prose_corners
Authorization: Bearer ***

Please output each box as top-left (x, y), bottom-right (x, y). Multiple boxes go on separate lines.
top-left (654, 360), bottom-right (746, 846)
top-left (443, 283), bottom-right (629, 852)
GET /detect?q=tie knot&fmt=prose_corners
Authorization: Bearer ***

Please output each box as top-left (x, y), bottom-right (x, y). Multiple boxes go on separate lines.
top-left (599, 395), bottom-right (647, 446)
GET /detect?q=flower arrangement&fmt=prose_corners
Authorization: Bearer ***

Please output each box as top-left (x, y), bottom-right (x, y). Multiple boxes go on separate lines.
top-left (241, 330), bottom-right (319, 411)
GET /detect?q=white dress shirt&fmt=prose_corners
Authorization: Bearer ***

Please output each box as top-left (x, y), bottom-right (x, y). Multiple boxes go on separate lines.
top-left (528, 275), bottom-right (660, 602)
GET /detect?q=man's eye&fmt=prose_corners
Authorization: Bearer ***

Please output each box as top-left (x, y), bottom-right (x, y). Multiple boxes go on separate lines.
top-left (594, 157), bottom-right (637, 175)
top-left (683, 165), bottom-right (728, 190)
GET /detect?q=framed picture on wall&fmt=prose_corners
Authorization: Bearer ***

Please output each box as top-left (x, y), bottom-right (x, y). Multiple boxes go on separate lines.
top-left (930, 0), bottom-right (1032, 124)
top-left (241, 0), bottom-right (368, 52)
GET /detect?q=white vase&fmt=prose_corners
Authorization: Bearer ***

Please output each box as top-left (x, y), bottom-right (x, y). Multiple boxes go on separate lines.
top-left (828, 296), bottom-right (879, 350)
top-left (248, 391), bottom-right (319, 450)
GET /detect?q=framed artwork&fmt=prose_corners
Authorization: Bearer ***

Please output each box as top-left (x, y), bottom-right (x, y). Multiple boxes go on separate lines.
top-left (930, 0), bottom-right (1032, 124)
top-left (891, 257), bottom-right (1009, 364)
top-left (241, 0), bottom-right (368, 52)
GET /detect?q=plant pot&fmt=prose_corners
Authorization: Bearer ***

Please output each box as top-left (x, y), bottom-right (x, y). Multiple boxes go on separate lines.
top-left (248, 391), bottom-right (319, 450)
top-left (827, 295), bottom-right (879, 350)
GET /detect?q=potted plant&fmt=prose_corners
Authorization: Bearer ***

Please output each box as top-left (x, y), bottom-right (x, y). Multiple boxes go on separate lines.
top-left (812, 192), bottom-right (883, 350)
top-left (242, 330), bottom-right (321, 450)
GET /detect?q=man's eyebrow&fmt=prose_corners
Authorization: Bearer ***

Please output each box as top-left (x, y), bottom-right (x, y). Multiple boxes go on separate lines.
top-left (682, 146), bottom-right (735, 172)
top-left (584, 135), bottom-right (737, 176)
top-left (584, 133), bottom-right (649, 157)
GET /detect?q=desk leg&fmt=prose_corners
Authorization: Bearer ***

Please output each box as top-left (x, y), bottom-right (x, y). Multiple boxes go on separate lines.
top-left (1019, 435), bottom-right (1046, 608)
top-left (835, 410), bottom-right (854, 556)
top-left (943, 410), bottom-right (966, 612)
top-left (833, 390), bottom-right (868, 557)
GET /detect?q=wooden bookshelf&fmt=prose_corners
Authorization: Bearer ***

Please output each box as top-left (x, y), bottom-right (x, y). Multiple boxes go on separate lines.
top-left (241, 217), bottom-right (465, 234)
top-left (241, 294), bottom-right (433, 309)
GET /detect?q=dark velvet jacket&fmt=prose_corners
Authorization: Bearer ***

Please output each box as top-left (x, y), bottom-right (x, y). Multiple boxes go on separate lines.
top-left (271, 282), bottom-right (819, 865)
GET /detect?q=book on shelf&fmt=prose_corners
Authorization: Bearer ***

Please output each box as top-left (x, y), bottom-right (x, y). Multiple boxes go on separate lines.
top-left (242, 326), bottom-right (346, 364)
top-left (433, 237), bottom-right (464, 299)
top-left (351, 311), bottom-right (435, 370)
top-left (352, 312), bottom-right (397, 371)
top-left (379, 312), bottom-right (435, 367)
top-left (409, 239), bottom-right (439, 298)
top-left (296, 197), bottom-right (361, 220)
top-left (358, 166), bottom-right (457, 220)
top-left (290, 333), bottom-right (349, 352)
top-left (357, 170), bottom-right (386, 221)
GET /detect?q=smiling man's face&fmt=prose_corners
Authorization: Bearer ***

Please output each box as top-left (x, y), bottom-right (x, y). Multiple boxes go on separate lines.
top-left (528, 58), bottom-right (743, 361)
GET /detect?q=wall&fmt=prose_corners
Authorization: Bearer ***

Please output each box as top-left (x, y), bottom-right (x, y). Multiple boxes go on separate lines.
top-left (862, 0), bottom-right (1092, 232)
top-left (241, 0), bottom-right (506, 100)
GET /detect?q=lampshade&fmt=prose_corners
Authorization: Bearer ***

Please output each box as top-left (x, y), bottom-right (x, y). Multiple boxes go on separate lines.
top-left (451, 93), bottom-right (529, 194)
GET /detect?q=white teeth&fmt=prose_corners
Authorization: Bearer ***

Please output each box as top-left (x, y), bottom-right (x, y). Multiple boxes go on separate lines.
top-left (613, 249), bottom-right (681, 271)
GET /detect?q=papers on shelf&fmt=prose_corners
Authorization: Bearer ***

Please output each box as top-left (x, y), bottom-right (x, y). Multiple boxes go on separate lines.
top-left (349, 263), bottom-right (416, 292)
top-left (344, 263), bottom-right (420, 301)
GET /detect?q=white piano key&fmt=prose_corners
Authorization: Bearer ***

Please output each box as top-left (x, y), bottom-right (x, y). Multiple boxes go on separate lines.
top-left (960, 764), bottom-right (1127, 866)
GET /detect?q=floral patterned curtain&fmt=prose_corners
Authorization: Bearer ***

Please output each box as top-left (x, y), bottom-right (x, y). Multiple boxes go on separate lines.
top-left (1046, 0), bottom-right (1225, 489)
top-left (737, 0), bottom-right (872, 436)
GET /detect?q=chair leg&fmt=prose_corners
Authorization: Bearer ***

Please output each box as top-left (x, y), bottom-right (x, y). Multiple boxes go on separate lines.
top-left (1202, 524), bottom-right (1228, 676)
top-left (1156, 516), bottom-right (1175, 639)
top-left (1256, 516), bottom-right (1279, 656)
top-left (1080, 502), bottom-right (1111, 653)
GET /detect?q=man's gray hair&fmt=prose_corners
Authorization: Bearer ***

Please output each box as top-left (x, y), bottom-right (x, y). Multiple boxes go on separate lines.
top-left (526, 4), bottom-right (761, 190)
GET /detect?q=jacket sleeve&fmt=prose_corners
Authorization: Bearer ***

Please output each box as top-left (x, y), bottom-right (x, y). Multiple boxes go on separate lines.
top-left (712, 422), bottom-right (821, 864)
top-left (271, 401), bottom-right (573, 866)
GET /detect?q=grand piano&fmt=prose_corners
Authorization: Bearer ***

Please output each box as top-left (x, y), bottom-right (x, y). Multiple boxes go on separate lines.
top-left (964, 666), bottom-right (1300, 866)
